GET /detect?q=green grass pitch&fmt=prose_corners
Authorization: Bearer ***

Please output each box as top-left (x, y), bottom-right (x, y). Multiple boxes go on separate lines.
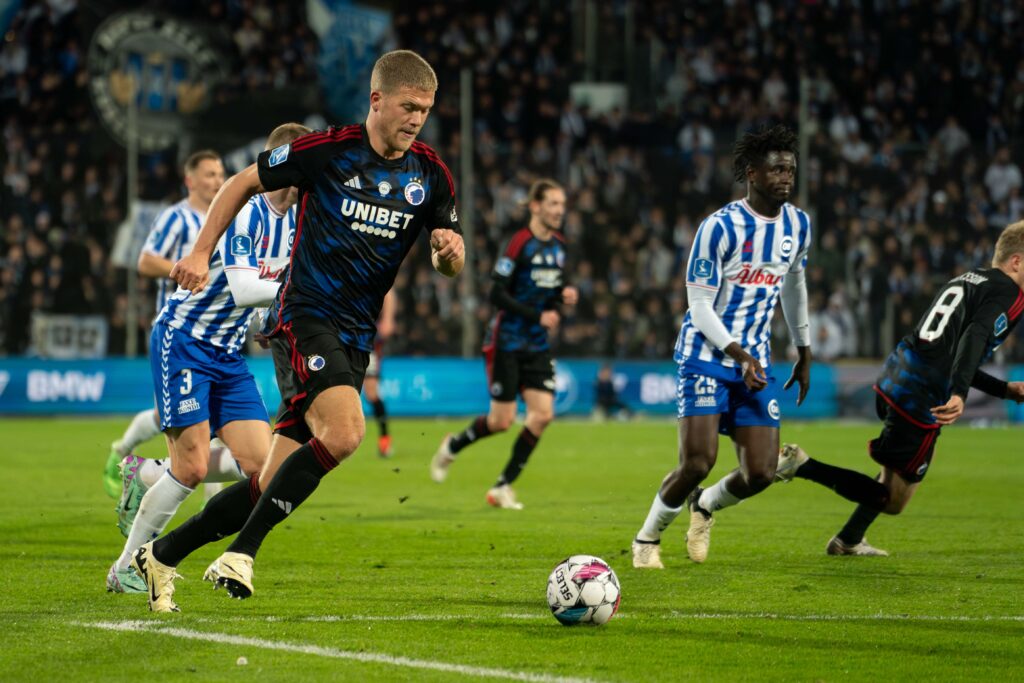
top-left (2, 417), bottom-right (1023, 681)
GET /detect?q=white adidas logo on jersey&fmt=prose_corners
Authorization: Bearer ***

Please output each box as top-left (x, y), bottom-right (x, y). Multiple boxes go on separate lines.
top-left (344, 177), bottom-right (362, 189)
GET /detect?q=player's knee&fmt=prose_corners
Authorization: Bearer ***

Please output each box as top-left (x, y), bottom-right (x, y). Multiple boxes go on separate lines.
top-left (231, 449), bottom-right (265, 477)
top-left (317, 426), bottom-right (364, 461)
top-left (527, 409), bottom-right (554, 431)
top-left (677, 455), bottom-right (713, 482)
top-left (742, 469), bottom-right (775, 493)
top-left (173, 459), bottom-right (207, 488)
top-left (489, 413), bottom-right (514, 433)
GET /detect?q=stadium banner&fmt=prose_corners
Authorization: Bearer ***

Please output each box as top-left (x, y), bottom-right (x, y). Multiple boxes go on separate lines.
top-left (0, 358), bottom-right (1018, 422)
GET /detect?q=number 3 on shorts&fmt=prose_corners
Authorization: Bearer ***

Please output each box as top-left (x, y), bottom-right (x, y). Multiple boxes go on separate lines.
top-left (180, 369), bottom-right (193, 395)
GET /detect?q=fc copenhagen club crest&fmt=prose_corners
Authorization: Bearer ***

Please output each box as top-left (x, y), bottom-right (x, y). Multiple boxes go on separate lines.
top-left (87, 11), bottom-right (226, 151)
top-left (404, 181), bottom-right (425, 205)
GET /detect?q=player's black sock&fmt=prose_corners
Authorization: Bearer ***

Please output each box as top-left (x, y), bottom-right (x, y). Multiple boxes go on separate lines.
top-left (226, 438), bottom-right (337, 558)
top-left (837, 504), bottom-right (883, 545)
top-left (795, 458), bottom-right (889, 509)
top-left (152, 475), bottom-right (261, 567)
top-left (449, 415), bottom-right (493, 454)
top-left (371, 399), bottom-right (388, 437)
top-left (496, 427), bottom-right (539, 486)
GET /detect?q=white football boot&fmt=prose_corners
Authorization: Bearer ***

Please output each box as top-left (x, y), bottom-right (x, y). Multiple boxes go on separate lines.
top-left (486, 484), bottom-right (524, 510)
top-left (774, 443), bottom-right (809, 482)
top-left (131, 542), bottom-right (182, 612)
top-left (685, 487), bottom-right (714, 563)
top-left (206, 551), bottom-right (255, 598)
top-left (430, 435), bottom-right (455, 483)
top-left (826, 536), bottom-right (889, 557)
top-left (631, 540), bottom-right (664, 569)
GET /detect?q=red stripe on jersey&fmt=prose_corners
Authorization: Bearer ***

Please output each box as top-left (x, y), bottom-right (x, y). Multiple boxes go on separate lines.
top-left (411, 141), bottom-right (455, 196)
top-left (289, 131), bottom-right (329, 150)
top-left (504, 228), bottom-right (533, 259)
top-left (291, 128), bottom-right (362, 152)
top-left (1008, 290), bottom-right (1024, 320)
top-left (271, 193), bottom-right (309, 336)
top-left (873, 385), bottom-right (940, 431)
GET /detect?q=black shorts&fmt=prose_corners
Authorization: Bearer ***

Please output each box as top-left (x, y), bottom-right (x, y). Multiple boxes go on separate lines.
top-left (484, 348), bottom-right (555, 402)
top-left (868, 392), bottom-right (941, 483)
top-left (271, 318), bottom-right (369, 443)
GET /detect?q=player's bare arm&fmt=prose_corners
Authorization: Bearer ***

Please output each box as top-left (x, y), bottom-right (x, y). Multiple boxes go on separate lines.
top-left (784, 346), bottom-right (812, 405)
top-left (930, 394), bottom-right (964, 425)
top-left (430, 228), bottom-right (464, 277)
top-left (172, 164), bottom-right (265, 293)
top-left (137, 251), bottom-right (175, 279)
top-left (1006, 381), bottom-right (1024, 403)
top-left (724, 341), bottom-right (768, 391)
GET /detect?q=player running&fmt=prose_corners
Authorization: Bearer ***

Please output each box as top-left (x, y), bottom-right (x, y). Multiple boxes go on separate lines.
top-left (102, 151), bottom-right (224, 498)
top-left (430, 179), bottom-right (577, 509)
top-left (106, 124), bottom-right (308, 596)
top-left (365, 289), bottom-right (396, 457)
top-left (772, 221), bottom-right (1024, 556)
top-left (131, 50), bottom-right (464, 612)
top-left (631, 125), bottom-right (812, 569)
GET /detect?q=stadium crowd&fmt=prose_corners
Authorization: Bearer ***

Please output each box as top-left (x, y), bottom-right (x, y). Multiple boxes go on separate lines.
top-left (2, 0), bottom-right (1023, 361)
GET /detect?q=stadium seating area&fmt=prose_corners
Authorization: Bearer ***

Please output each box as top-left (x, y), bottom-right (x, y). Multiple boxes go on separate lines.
top-left (2, 0), bottom-right (1023, 360)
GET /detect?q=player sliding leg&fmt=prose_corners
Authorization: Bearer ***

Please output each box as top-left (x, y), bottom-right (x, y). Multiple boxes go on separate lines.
top-left (632, 125), bottom-right (812, 567)
top-left (763, 222), bottom-right (1024, 556)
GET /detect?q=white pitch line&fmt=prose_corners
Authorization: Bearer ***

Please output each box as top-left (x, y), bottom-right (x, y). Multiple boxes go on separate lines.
top-left (671, 612), bottom-right (1024, 623)
top-left (115, 612), bottom-right (1024, 626)
top-left (80, 620), bottom-right (602, 683)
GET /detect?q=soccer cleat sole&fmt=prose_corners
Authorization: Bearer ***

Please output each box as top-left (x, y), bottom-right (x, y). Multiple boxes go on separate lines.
top-left (217, 577), bottom-right (253, 599)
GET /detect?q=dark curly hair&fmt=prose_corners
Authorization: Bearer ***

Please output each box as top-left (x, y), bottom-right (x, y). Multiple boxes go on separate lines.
top-left (732, 125), bottom-right (798, 183)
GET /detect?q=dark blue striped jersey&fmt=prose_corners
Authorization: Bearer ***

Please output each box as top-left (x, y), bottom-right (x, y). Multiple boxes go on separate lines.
top-left (877, 267), bottom-right (1024, 425)
top-left (256, 124), bottom-right (459, 351)
top-left (484, 227), bottom-right (567, 353)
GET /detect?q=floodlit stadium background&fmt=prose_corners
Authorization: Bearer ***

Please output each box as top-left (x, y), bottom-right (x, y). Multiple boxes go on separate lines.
top-left (2, 0), bottom-right (1023, 420)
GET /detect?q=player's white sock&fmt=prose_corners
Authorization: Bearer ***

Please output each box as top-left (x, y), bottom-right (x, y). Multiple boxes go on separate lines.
top-left (117, 409), bottom-right (161, 455)
top-left (698, 478), bottom-right (742, 512)
top-left (114, 472), bottom-right (193, 571)
top-left (203, 482), bottom-right (225, 501)
top-left (203, 440), bottom-right (246, 483)
top-left (137, 459), bottom-right (170, 488)
top-left (636, 493), bottom-right (684, 542)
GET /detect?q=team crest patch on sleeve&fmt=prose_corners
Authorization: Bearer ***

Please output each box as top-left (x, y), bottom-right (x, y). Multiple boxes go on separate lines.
top-left (404, 181), bottom-right (425, 205)
top-left (231, 234), bottom-right (253, 256)
top-left (692, 257), bottom-right (715, 279)
top-left (307, 355), bottom-right (326, 371)
top-left (495, 257), bottom-right (514, 277)
top-left (995, 313), bottom-right (1008, 336)
top-left (268, 143), bottom-right (290, 167)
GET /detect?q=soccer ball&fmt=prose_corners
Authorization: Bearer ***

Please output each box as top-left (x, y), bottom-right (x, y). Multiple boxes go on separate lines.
top-left (546, 555), bottom-right (621, 626)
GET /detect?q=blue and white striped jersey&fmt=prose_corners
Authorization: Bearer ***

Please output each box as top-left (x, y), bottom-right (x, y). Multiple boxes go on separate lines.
top-left (158, 194), bottom-right (296, 353)
top-left (141, 199), bottom-right (205, 314)
top-left (674, 199), bottom-right (811, 378)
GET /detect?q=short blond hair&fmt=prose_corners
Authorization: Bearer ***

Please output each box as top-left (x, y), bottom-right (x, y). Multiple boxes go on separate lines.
top-left (266, 122), bottom-right (312, 150)
top-left (994, 220), bottom-right (1024, 265)
top-left (370, 50), bottom-right (437, 93)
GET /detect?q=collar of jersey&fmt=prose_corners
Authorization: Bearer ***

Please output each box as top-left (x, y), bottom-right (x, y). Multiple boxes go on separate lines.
top-left (740, 198), bottom-right (782, 222)
top-left (361, 124), bottom-right (407, 168)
